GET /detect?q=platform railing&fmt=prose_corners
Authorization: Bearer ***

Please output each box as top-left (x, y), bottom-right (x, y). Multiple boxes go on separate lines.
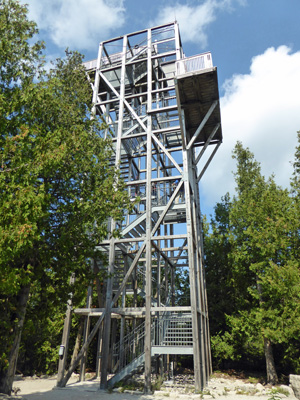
top-left (160, 313), bottom-right (193, 346)
top-left (176, 52), bottom-right (213, 76)
top-left (82, 59), bottom-right (97, 70)
top-left (112, 312), bottom-right (192, 374)
top-left (128, 182), bottom-right (185, 205)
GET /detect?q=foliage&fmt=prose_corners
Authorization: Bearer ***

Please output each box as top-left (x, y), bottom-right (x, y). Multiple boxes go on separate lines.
top-left (0, 0), bottom-right (132, 391)
top-left (204, 193), bottom-right (234, 336)
top-left (228, 142), bottom-right (300, 378)
top-left (205, 139), bottom-right (300, 379)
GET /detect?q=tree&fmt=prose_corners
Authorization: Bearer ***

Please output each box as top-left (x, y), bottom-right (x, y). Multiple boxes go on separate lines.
top-left (0, 0), bottom-right (132, 394)
top-left (226, 142), bottom-right (299, 383)
top-left (291, 131), bottom-right (300, 195)
top-left (203, 194), bottom-right (238, 367)
top-left (291, 131), bottom-right (300, 257)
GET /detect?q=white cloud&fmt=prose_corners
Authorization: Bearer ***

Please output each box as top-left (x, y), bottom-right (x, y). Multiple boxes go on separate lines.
top-left (200, 45), bottom-right (300, 212)
top-left (22, 0), bottom-right (125, 51)
top-left (152, 0), bottom-right (246, 47)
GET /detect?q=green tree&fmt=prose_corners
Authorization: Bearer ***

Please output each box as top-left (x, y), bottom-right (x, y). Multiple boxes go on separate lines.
top-left (203, 194), bottom-right (238, 367)
top-left (227, 142), bottom-right (299, 383)
top-left (291, 131), bottom-right (300, 195)
top-left (0, 0), bottom-right (131, 394)
top-left (291, 131), bottom-right (300, 256)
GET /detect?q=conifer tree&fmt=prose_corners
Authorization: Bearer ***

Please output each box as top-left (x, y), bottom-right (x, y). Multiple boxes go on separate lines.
top-left (227, 142), bottom-right (299, 383)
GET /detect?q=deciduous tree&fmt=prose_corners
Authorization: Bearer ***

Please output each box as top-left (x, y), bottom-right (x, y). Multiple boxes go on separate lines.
top-left (0, 0), bottom-right (131, 394)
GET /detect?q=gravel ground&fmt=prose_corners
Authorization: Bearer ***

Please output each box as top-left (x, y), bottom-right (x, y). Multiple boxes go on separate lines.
top-left (1, 373), bottom-right (297, 400)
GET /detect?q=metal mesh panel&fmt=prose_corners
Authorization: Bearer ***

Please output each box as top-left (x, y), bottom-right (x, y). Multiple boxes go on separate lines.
top-left (176, 53), bottom-right (213, 75)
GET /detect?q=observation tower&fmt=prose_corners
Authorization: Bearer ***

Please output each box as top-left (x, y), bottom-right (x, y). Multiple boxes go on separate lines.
top-left (57, 21), bottom-right (222, 392)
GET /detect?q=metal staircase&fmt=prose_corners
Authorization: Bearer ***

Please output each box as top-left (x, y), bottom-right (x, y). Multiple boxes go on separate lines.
top-left (108, 312), bottom-right (193, 387)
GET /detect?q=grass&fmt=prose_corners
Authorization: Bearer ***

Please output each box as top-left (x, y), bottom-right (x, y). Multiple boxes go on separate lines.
top-left (267, 387), bottom-right (290, 400)
top-left (152, 375), bottom-right (164, 391)
top-left (113, 379), bottom-right (144, 392)
top-left (248, 376), bottom-right (260, 384)
top-left (235, 387), bottom-right (259, 395)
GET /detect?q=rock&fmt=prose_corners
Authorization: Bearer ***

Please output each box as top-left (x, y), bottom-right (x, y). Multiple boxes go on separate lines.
top-left (164, 380), bottom-right (175, 386)
top-left (256, 383), bottom-right (264, 391)
top-left (13, 376), bottom-right (23, 382)
top-left (154, 390), bottom-right (167, 396)
top-left (112, 387), bottom-right (123, 393)
top-left (280, 384), bottom-right (295, 397)
top-left (290, 375), bottom-right (300, 399)
top-left (123, 389), bottom-right (144, 395)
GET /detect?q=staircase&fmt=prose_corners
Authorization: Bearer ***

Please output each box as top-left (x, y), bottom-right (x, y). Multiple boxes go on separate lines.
top-left (107, 313), bottom-right (193, 387)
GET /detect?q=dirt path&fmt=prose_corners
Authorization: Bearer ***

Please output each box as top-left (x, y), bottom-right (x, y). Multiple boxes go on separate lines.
top-left (10, 374), bottom-right (298, 400)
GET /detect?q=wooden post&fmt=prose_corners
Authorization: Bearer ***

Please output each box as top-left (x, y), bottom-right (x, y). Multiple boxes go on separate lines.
top-left (96, 324), bottom-right (103, 378)
top-left (80, 285), bottom-right (92, 381)
top-left (57, 273), bottom-right (75, 387)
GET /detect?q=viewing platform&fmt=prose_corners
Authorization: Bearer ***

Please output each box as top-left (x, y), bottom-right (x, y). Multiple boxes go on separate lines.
top-left (175, 53), bottom-right (222, 148)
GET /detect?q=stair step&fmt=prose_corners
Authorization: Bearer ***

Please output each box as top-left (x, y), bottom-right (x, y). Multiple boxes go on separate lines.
top-left (108, 353), bottom-right (145, 388)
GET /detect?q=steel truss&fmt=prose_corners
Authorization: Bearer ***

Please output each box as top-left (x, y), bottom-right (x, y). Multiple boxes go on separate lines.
top-left (57, 22), bottom-right (222, 393)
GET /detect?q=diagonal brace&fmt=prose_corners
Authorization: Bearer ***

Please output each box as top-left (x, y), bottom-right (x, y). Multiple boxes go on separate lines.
top-left (197, 142), bottom-right (221, 182)
top-left (195, 123), bottom-right (220, 165)
top-left (186, 100), bottom-right (218, 150)
top-left (59, 243), bottom-right (146, 387)
top-left (151, 133), bottom-right (182, 174)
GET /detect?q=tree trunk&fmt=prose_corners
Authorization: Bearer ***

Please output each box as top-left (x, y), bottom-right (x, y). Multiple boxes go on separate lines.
top-left (0, 285), bottom-right (30, 395)
top-left (264, 338), bottom-right (278, 385)
top-left (257, 281), bottom-right (278, 385)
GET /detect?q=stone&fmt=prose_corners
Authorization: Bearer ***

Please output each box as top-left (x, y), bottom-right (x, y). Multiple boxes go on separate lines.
top-left (255, 383), bottom-right (264, 391)
top-left (280, 384), bottom-right (295, 397)
top-left (290, 375), bottom-right (300, 399)
top-left (112, 387), bottom-right (123, 393)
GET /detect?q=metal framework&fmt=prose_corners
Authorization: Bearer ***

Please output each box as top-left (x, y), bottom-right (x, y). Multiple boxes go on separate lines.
top-left (57, 22), bottom-right (222, 393)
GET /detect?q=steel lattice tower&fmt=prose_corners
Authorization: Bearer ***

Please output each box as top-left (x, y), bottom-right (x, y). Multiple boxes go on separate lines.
top-left (57, 22), bottom-right (222, 392)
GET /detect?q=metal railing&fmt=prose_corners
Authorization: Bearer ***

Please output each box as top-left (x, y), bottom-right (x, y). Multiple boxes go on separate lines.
top-left (82, 59), bottom-right (97, 70)
top-left (128, 182), bottom-right (185, 205)
top-left (112, 312), bottom-right (193, 374)
top-left (176, 52), bottom-right (213, 76)
top-left (160, 313), bottom-right (193, 346)
top-left (112, 321), bottom-right (155, 372)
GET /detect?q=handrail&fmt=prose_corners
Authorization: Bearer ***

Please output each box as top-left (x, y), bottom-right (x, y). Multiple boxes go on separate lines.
top-left (176, 52), bottom-right (213, 76)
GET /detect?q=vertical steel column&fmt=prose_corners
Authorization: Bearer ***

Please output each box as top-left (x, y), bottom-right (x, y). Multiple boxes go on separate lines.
top-left (174, 22), bottom-right (182, 60)
top-left (193, 166), bottom-right (212, 381)
top-left (144, 27), bottom-right (153, 394)
top-left (100, 34), bottom-right (128, 389)
top-left (191, 188), bottom-right (206, 386)
top-left (182, 148), bottom-right (202, 390)
top-left (91, 43), bottom-right (103, 117)
top-left (119, 257), bottom-right (127, 369)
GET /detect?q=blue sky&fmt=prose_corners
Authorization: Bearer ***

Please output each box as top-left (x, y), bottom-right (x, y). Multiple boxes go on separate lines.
top-left (22, 0), bottom-right (300, 216)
